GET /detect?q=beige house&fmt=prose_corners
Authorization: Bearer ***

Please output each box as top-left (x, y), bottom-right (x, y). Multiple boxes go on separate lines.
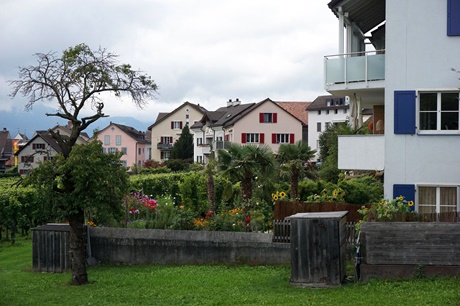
top-left (191, 98), bottom-right (307, 163)
top-left (148, 102), bottom-right (207, 162)
top-left (16, 124), bottom-right (89, 174)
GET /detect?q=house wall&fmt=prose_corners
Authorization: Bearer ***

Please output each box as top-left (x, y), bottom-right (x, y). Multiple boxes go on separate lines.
top-left (17, 137), bottom-right (57, 174)
top-left (308, 108), bottom-right (349, 161)
top-left (98, 125), bottom-right (146, 168)
top-left (150, 104), bottom-right (204, 162)
top-left (384, 0), bottom-right (460, 199)
top-left (232, 102), bottom-right (303, 153)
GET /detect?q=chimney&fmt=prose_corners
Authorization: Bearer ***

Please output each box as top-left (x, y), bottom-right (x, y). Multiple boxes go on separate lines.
top-left (227, 99), bottom-right (233, 107)
top-left (234, 98), bottom-right (241, 106)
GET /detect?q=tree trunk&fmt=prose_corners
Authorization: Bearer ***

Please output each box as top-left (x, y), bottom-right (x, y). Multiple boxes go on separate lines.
top-left (68, 208), bottom-right (88, 285)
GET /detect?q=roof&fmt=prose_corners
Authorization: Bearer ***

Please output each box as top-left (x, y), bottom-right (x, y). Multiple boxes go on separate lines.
top-left (0, 129), bottom-right (11, 157)
top-left (307, 95), bottom-right (348, 111)
top-left (111, 123), bottom-right (150, 144)
top-left (328, 0), bottom-right (385, 35)
top-left (147, 101), bottom-right (207, 130)
top-left (190, 102), bottom-right (256, 130)
top-left (276, 102), bottom-right (311, 126)
top-left (15, 131), bottom-right (63, 156)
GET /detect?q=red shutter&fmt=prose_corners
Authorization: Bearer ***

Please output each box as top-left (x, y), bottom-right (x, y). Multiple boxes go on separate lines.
top-left (32, 144), bottom-right (36, 149)
top-left (241, 133), bottom-right (246, 143)
top-left (290, 134), bottom-right (295, 144)
top-left (260, 133), bottom-right (264, 144)
top-left (272, 133), bottom-right (277, 144)
top-left (171, 121), bottom-right (174, 129)
top-left (259, 113), bottom-right (264, 123)
top-left (225, 134), bottom-right (229, 141)
top-left (180, 121), bottom-right (183, 129)
top-left (169, 136), bottom-right (173, 143)
top-left (273, 113), bottom-right (277, 123)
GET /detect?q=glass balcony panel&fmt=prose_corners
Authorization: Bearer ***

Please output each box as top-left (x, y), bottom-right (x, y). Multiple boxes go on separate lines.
top-left (346, 56), bottom-right (366, 82)
top-left (326, 57), bottom-right (345, 84)
top-left (367, 54), bottom-right (385, 80)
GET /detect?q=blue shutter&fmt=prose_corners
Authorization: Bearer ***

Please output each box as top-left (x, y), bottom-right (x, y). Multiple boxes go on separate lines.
top-left (393, 184), bottom-right (416, 212)
top-left (448, 0), bottom-right (460, 36)
top-left (394, 90), bottom-right (416, 134)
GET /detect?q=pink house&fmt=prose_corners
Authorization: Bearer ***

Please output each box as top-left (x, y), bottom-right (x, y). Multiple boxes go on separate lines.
top-left (97, 122), bottom-right (150, 169)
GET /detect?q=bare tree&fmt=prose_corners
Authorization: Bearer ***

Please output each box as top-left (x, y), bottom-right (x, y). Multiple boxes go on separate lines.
top-left (9, 43), bottom-right (158, 285)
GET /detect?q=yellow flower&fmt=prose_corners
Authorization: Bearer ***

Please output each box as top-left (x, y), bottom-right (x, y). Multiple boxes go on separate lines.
top-left (273, 195), bottom-right (279, 201)
top-left (399, 196), bottom-right (404, 201)
top-left (279, 192), bottom-right (286, 198)
top-left (408, 201), bottom-right (414, 207)
top-left (333, 189), bottom-right (339, 196)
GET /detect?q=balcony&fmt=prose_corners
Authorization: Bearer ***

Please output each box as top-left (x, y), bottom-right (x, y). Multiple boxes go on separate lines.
top-left (215, 141), bottom-right (231, 150)
top-left (338, 135), bottom-right (384, 171)
top-left (324, 50), bottom-right (385, 92)
top-left (197, 144), bottom-right (211, 155)
top-left (157, 143), bottom-right (174, 150)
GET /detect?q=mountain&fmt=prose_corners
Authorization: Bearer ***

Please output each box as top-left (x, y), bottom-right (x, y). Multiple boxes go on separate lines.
top-left (0, 107), bottom-right (152, 138)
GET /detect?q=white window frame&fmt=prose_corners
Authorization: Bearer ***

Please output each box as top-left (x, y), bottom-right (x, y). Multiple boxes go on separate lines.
top-left (246, 133), bottom-right (260, 143)
top-left (115, 135), bottom-right (122, 146)
top-left (416, 184), bottom-right (460, 213)
top-left (172, 121), bottom-right (182, 130)
top-left (417, 90), bottom-right (460, 135)
top-left (262, 113), bottom-right (273, 123)
top-left (276, 133), bottom-right (290, 144)
top-left (108, 147), bottom-right (118, 154)
top-left (104, 135), bottom-right (110, 145)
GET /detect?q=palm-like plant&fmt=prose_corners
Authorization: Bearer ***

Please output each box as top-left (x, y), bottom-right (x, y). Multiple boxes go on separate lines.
top-left (277, 141), bottom-right (316, 200)
top-left (217, 143), bottom-right (275, 206)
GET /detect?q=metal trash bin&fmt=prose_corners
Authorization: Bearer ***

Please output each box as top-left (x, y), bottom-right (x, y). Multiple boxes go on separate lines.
top-left (32, 223), bottom-right (71, 273)
top-left (286, 211), bottom-right (348, 287)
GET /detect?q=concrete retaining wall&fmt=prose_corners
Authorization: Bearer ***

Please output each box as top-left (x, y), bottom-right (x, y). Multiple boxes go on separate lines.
top-left (89, 227), bottom-right (290, 265)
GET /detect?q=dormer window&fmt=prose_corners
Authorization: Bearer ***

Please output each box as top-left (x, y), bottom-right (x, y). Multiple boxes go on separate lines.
top-left (259, 112), bottom-right (278, 123)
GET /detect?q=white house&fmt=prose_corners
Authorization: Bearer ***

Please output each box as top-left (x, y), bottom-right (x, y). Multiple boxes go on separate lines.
top-left (324, 0), bottom-right (460, 214)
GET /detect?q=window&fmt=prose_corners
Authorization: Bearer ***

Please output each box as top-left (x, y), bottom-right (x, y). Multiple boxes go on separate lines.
top-left (317, 122), bottom-right (321, 132)
top-left (418, 186), bottom-right (458, 214)
top-left (121, 147), bottom-right (127, 154)
top-left (326, 110), bottom-right (330, 115)
top-left (104, 135), bottom-right (110, 145)
top-left (138, 148), bottom-right (142, 155)
top-left (115, 135), bottom-right (122, 146)
top-left (344, 109), bottom-right (347, 114)
top-left (32, 143), bottom-right (45, 150)
top-left (259, 113), bottom-right (277, 123)
top-left (161, 151), bottom-right (170, 160)
top-left (419, 92), bottom-right (459, 132)
top-left (121, 160), bottom-right (127, 167)
top-left (171, 121), bottom-right (182, 130)
top-left (272, 133), bottom-right (293, 144)
top-left (197, 137), bottom-right (203, 145)
top-left (197, 156), bottom-right (203, 163)
top-left (318, 110), bottom-right (321, 115)
top-left (21, 156), bottom-right (34, 163)
top-left (43, 156), bottom-right (53, 161)
top-left (242, 133), bottom-right (264, 144)
top-left (335, 109), bottom-right (338, 114)
top-left (108, 147), bottom-right (117, 154)
top-left (161, 136), bottom-right (173, 144)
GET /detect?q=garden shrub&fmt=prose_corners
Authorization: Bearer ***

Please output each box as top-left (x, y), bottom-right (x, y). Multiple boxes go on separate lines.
top-left (178, 172), bottom-right (207, 216)
top-left (338, 175), bottom-right (383, 204)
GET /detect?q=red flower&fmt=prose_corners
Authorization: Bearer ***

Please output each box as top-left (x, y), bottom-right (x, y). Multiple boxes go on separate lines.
top-left (205, 211), bottom-right (213, 218)
top-left (245, 215), bottom-right (251, 224)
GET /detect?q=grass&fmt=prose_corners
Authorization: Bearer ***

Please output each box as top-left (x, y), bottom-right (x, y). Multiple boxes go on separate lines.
top-left (1, 238), bottom-right (459, 306)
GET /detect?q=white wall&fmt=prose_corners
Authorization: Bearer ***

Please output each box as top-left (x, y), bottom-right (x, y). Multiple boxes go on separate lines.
top-left (384, 0), bottom-right (460, 197)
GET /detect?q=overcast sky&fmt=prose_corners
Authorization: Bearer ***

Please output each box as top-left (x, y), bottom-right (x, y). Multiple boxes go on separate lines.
top-left (0, 0), bottom-right (338, 132)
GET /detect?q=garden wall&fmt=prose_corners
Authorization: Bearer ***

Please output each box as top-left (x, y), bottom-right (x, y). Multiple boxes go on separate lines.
top-left (359, 222), bottom-right (460, 281)
top-left (89, 227), bottom-right (290, 265)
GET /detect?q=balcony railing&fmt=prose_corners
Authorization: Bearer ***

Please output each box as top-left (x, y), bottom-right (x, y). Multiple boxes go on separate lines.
top-left (197, 144), bottom-right (211, 154)
top-left (157, 143), bottom-right (174, 150)
top-left (324, 50), bottom-right (385, 88)
top-left (337, 135), bottom-right (384, 171)
top-left (215, 141), bottom-right (231, 150)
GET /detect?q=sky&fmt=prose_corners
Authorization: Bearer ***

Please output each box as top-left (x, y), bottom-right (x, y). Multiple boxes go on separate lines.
top-left (0, 0), bottom-right (338, 137)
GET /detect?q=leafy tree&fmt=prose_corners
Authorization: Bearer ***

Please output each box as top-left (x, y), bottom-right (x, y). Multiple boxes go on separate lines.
top-left (217, 144), bottom-right (275, 210)
top-left (9, 43), bottom-right (157, 285)
top-left (277, 141), bottom-right (316, 200)
top-left (204, 153), bottom-right (217, 212)
top-left (318, 123), bottom-right (368, 183)
top-left (170, 124), bottom-right (194, 160)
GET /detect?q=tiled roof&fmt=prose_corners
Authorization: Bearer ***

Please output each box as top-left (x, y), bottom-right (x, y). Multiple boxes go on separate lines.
top-left (112, 123), bottom-right (150, 144)
top-left (276, 102), bottom-right (311, 126)
top-left (147, 102), bottom-right (207, 130)
top-left (307, 95), bottom-right (348, 110)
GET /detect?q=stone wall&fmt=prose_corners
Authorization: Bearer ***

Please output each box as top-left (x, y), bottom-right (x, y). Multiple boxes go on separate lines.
top-left (89, 227), bottom-right (290, 265)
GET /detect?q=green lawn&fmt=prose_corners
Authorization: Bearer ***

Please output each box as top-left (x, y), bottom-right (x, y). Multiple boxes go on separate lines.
top-left (1, 238), bottom-right (459, 306)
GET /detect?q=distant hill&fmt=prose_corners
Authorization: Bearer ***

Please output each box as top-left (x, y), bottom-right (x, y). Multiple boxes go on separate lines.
top-left (0, 105), bottom-right (152, 138)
